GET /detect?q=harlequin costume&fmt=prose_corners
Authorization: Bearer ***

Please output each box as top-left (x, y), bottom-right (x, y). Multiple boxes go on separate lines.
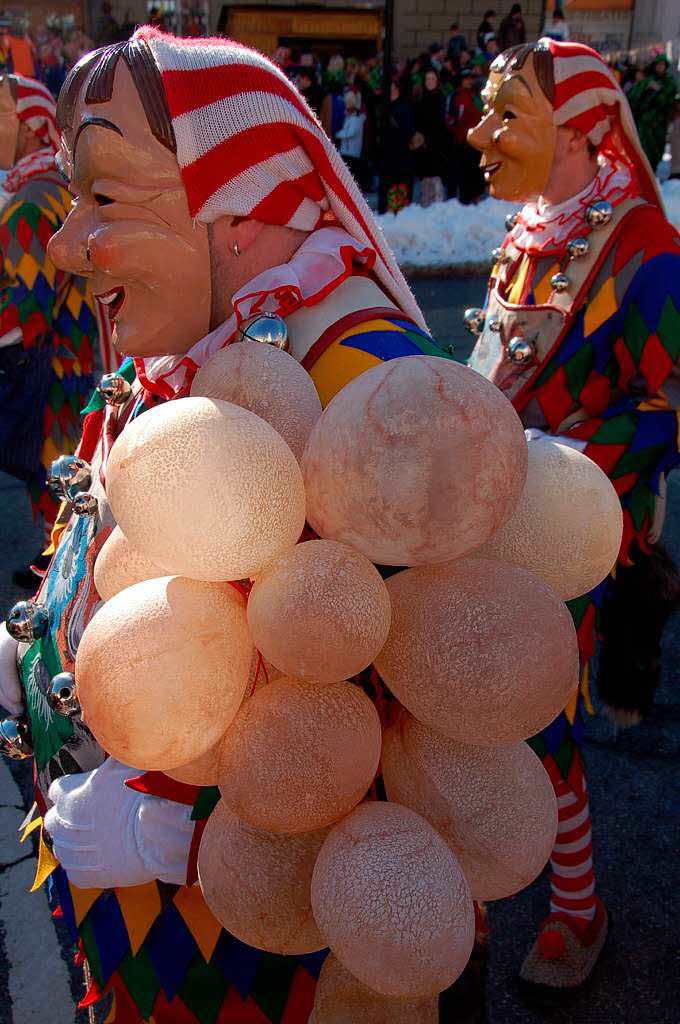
top-left (468, 39), bottom-right (680, 987)
top-left (0, 74), bottom-right (98, 583)
top-left (10, 30), bottom-right (449, 1024)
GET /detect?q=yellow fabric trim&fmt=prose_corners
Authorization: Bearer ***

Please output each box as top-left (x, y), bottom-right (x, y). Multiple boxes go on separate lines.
top-left (70, 883), bottom-right (102, 925)
top-left (309, 340), bottom-right (381, 408)
top-left (104, 995), bottom-right (116, 1024)
top-left (584, 274), bottom-right (617, 337)
top-left (31, 829), bottom-right (59, 892)
top-left (173, 885), bottom-right (223, 963)
top-left (19, 815), bottom-right (43, 843)
top-left (580, 662), bottom-right (594, 715)
top-left (533, 261), bottom-right (561, 306)
top-left (114, 883), bottom-right (162, 956)
top-left (564, 690), bottom-right (578, 725)
top-left (506, 255), bottom-right (530, 305)
top-left (335, 317), bottom-right (402, 341)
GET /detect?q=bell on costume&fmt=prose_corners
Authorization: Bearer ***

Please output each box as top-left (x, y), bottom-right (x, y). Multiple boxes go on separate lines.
top-left (492, 247), bottom-right (510, 265)
top-left (47, 672), bottom-right (79, 717)
top-left (72, 493), bottom-right (99, 517)
top-left (550, 272), bottom-right (570, 293)
top-left (507, 336), bottom-right (535, 364)
top-left (97, 372), bottom-right (132, 406)
top-left (487, 317), bottom-right (502, 333)
top-left (0, 716), bottom-right (33, 760)
top-left (47, 455), bottom-right (92, 500)
top-left (585, 200), bottom-right (613, 228)
top-left (6, 600), bottom-right (49, 643)
top-left (505, 212), bottom-right (518, 232)
top-left (463, 308), bottom-right (485, 335)
top-left (566, 237), bottom-right (589, 259)
top-left (239, 312), bottom-right (289, 351)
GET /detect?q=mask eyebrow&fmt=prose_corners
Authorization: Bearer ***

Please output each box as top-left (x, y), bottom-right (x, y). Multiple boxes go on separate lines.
top-left (506, 73), bottom-right (533, 96)
top-left (73, 116), bottom-right (123, 163)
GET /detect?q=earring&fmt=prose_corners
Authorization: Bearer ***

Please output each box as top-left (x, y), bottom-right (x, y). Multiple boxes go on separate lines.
top-left (86, 246), bottom-right (92, 262)
top-left (233, 242), bottom-right (241, 257)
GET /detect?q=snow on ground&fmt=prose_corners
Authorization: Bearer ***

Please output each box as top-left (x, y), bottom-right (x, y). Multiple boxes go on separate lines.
top-left (377, 178), bottom-right (680, 273)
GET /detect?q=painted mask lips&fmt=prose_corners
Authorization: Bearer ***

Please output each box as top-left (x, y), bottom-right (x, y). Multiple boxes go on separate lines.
top-left (97, 287), bottom-right (126, 321)
top-left (482, 160), bottom-right (503, 180)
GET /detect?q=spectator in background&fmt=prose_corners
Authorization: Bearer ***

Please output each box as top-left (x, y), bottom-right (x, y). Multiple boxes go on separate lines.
top-left (379, 79), bottom-right (416, 213)
top-left (295, 66), bottom-right (322, 117)
top-left (628, 54), bottom-right (678, 173)
top-left (542, 6), bottom-right (570, 42)
top-left (415, 67), bottom-right (448, 206)
top-left (669, 99), bottom-right (680, 180)
top-left (320, 79), bottom-right (345, 140)
top-left (335, 88), bottom-right (366, 183)
top-left (477, 9), bottom-right (495, 52)
top-left (497, 3), bottom-right (526, 51)
top-left (429, 42), bottom-right (444, 72)
top-left (446, 69), bottom-right (485, 204)
top-left (483, 33), bottom-right (499, 61)
top-left (94, 1), bottom-right (121, 46)
top-left (447, 23), bottom-right (467, 62)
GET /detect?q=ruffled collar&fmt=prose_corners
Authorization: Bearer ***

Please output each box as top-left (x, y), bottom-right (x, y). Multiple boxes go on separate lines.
top-left (4, 148), bottom-right (56, 194)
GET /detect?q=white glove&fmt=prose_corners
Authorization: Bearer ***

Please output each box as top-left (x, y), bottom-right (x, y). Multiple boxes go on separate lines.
top-left (525, 427), bottom-right (587, 453)
top-left (44, 758), bottom-right (195, 889)
top-left (0, 622), bottom-right (24, 717)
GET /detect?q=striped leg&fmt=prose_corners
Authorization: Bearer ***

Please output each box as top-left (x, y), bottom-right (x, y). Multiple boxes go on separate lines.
top-left (547, 752), bottom-right (596, 923)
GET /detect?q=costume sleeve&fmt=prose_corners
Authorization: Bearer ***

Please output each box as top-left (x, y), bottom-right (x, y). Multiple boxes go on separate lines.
top-left (0, 199), bottom-right (59, 348)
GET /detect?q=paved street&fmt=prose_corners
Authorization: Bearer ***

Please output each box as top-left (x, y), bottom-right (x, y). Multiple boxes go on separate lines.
top-left (0, 274), bottom-right (677, 1023)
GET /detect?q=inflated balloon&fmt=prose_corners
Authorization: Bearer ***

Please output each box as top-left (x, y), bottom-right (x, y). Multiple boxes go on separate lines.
top-left (76, 576), bottom-right (252, 770)
top-left (311, 802), bottom-right (474, 999)
top-left (312, 956), bottom-right (438, 1024)
top-left (107, 397), bottom-right (305, 581)
top-left (247, 540), bottom-right (391, 683)
top-left (382, 713), bottom-right (558, 900)
top-left (218, 678), bottom-right (381, 833)
top-left (94, 526), bottom-right (165, 601)
top-left (302, 356), bottom-right (527, 565)
top-left (375, 558), bottom-right (578, 745)
top-left (198, 799), bottom-right (327, 954)
top-left (191, 341), bottom-right (322, 462)
top-left (475, 439), bottom-right (623, 600)
top-left (166, 739), bottom-right (221, 786)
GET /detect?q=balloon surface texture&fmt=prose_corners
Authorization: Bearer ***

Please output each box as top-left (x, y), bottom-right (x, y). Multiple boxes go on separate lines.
top-left (94, 525), bottom-right (165, 601)
top-left (247, 540), bottom-right (391, 682)
top-left (382, 714), bottom-right (558, 900)
top-left (375, 558), bottom-right (578, 745)
top-left (311, 802), bottom-right (475, 999)
top-left (312, 956), bottom-right (439, 1023)
top-left (165, 739), bottom-right (221, 786)
top-left (191, 341), bottom-right (322, 462)
top-left (76, 576), bottom-right (252, 770)
top-left (198, 799), bottom-right (328, 954)
top-left (218, 678), bottom-right (381, 833)
top-left (475, 439), bottom-right (623, 600)
top-left (302, 356), bottom-right (527, 565)
top-left (106, 397), bottom-right (305, 581)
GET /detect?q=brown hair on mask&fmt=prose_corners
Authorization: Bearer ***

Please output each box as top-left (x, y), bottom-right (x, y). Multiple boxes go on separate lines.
top-left (490, 41), bottom-right (555, 105)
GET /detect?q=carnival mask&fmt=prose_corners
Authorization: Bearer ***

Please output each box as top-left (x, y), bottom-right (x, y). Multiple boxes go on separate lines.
top-left (0, 76), bottom-right (19, 170)
top-left (47, 60), bottom-right (211, 358)
top-left (467, 57), bottom-right (557, 202)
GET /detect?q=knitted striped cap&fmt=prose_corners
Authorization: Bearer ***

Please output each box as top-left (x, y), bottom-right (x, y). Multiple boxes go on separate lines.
top-left (134, 27), bottom-right (424, 328)
top-left (13, 74), bottom-right (59, 151)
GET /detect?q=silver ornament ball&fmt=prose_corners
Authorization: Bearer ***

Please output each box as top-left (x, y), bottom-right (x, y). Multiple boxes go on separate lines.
top-left (487, 317), bottom-right (503, 333)
top-left (492, 247), bottom-right (509, 265)
top-left (239, 312), bottom-right (289, 351)
top-left (97, 372), bottom-right (132, 406)
top-left (566, 237), bottom-right (589, 259)
top-left (47, 455), bottom-right (92, 500)
top-left (585, 200), bottom-right (613, 228)
top-left (0, 716), bottom-right (33, 760)
top-left (47, 672), bottom-right (79, 717)
top-left (6, 600), bottom-right (49, 643)
top-left (72, 493), bottom-right (99, 517)
top-left (505, 212), bottom-right (518, 232)
top-left (507, 336), bottom-right (535, 364)
top-left (463, 307), bottom-right (485, 335)
top-left (550, 272), bottom-right (570, 293)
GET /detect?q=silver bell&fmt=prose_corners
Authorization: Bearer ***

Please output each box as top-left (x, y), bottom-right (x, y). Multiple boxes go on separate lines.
top-left (585, 200), bottom-right (613, 228)
top-left (96, 372), bottom-right (132, 406)
top-left (239, 312), bottom-right (289, 351)
top-left (550, 272), bottom-right (570, 294)
top-left (47, 455), bottom-right (92, 500)
top-left (6, 600), bottom-right (49, 643)
top-left (566, 237), bottom-right (589, 260)
top-left (72, 493), bottom-right (98, 517)
top-left (487, 317), bottom-right (502, 333)
top-left (47, 672), bottom-right (79, 717)
top-left (491, 247), bottom-right (509, 265)
top-left (507, 336), bottom-right (535, 364)
top-left (0, 716), bottom-right (33, 760)
top-left (463, 308), bottom-right (485, 336)
top-left (505, 212), bottom-right (518, 232)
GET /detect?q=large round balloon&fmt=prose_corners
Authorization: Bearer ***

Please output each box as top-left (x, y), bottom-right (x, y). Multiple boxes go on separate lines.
top-left (475, 439), bottom-right (623, 600)
top-left (311, 802), bottom-right (474, 999)
top-left (374, 558), bottom-right (578, 745)
top-left (218, 678), bottom-right (381, 833)
top-left (94, 526), bottom-right (165, 601)
top-left (191, 341), bottom-right (322, 462)
top-left (165, 739), bottom-right (221, 786)
top-left (76, 576), bottom-right (252, 770)
top-left (302, 356), bottom-right (527, 566)
top-left (247, 540), bottom-right (391, 683)
top-left (107, 397), bottom-right (305, 581)
top-left (382, 713), bottom-right (558, 900)
top-left (198, 799), bottom-right (328, 954)
top-left (312, 956), bottom-right (438, 1023)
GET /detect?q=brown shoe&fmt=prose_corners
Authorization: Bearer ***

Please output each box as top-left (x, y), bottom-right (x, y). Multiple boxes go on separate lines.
top-left (519, 897), bottom-right (608, 990)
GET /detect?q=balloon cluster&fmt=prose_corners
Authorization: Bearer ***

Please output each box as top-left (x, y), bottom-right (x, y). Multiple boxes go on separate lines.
top-left (81, 343), bottom-right (622, 1017)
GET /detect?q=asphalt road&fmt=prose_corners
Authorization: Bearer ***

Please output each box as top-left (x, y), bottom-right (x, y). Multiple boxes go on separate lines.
top-left (0, 274), bottom-right (678, 1023)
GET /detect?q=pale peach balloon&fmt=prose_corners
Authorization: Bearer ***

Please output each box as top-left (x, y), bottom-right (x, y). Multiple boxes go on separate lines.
top-left (312, 956), bottom-right (438, 1023)
top-left (198, 799), bottom-right (328, 954)
top-left (76, 576), bottom-right (252, 770)
top-left (191, 341), bottom-right (322, 462)
top-left (475, 440), bottom-right (623, 600)
top-left (374, 559), bottom-right (578, 745)
top-left (166, 739), bottom-right (221, 786)
top-left (94, 526), bottom-right (165, 601)
top-left (382, 713), bottom-right (558, 900)
top-left (248, 540), bottom-right (391, 683)
top-left (218, 678), bottom-right (381, 833)
top-left (107, 397), bottom-right (305, 581)
top-left (311, 803), bottom-right (474, 999)
top-left (302, 356), bottom-right (527, 566)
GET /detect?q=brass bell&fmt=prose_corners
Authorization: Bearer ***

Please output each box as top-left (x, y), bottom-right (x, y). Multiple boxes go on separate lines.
top-left (507, 336), bottom-right (535, 364)
top-left (491, 247), bottom-right (509, 265)
top-left (487, 317), bottom-right (502, 333)
top-left (72, 493), bottom-right (99, 517)
top-left (550, 272), bottom-right (570, 293)
top-left (47, 672), bottom-right (79, 716)
top-left (97, 372), bottom-right (132, 406)
top-left (47, 455), bottom-right (92, 500)
top-left (463, 308), bottom-right (485, 336)
top-left (6, 600), bottom-right (49, 643)
top-left (505, 212), bottom-right (518, 232)
top-left (585, 200), bottom-right (613, 228)
top-left (566, 237), bottom-right (589, 259)
top-left (0, 716), bottom-right (33, 760)
top-left (239, 312), bottom-right (289, 351)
